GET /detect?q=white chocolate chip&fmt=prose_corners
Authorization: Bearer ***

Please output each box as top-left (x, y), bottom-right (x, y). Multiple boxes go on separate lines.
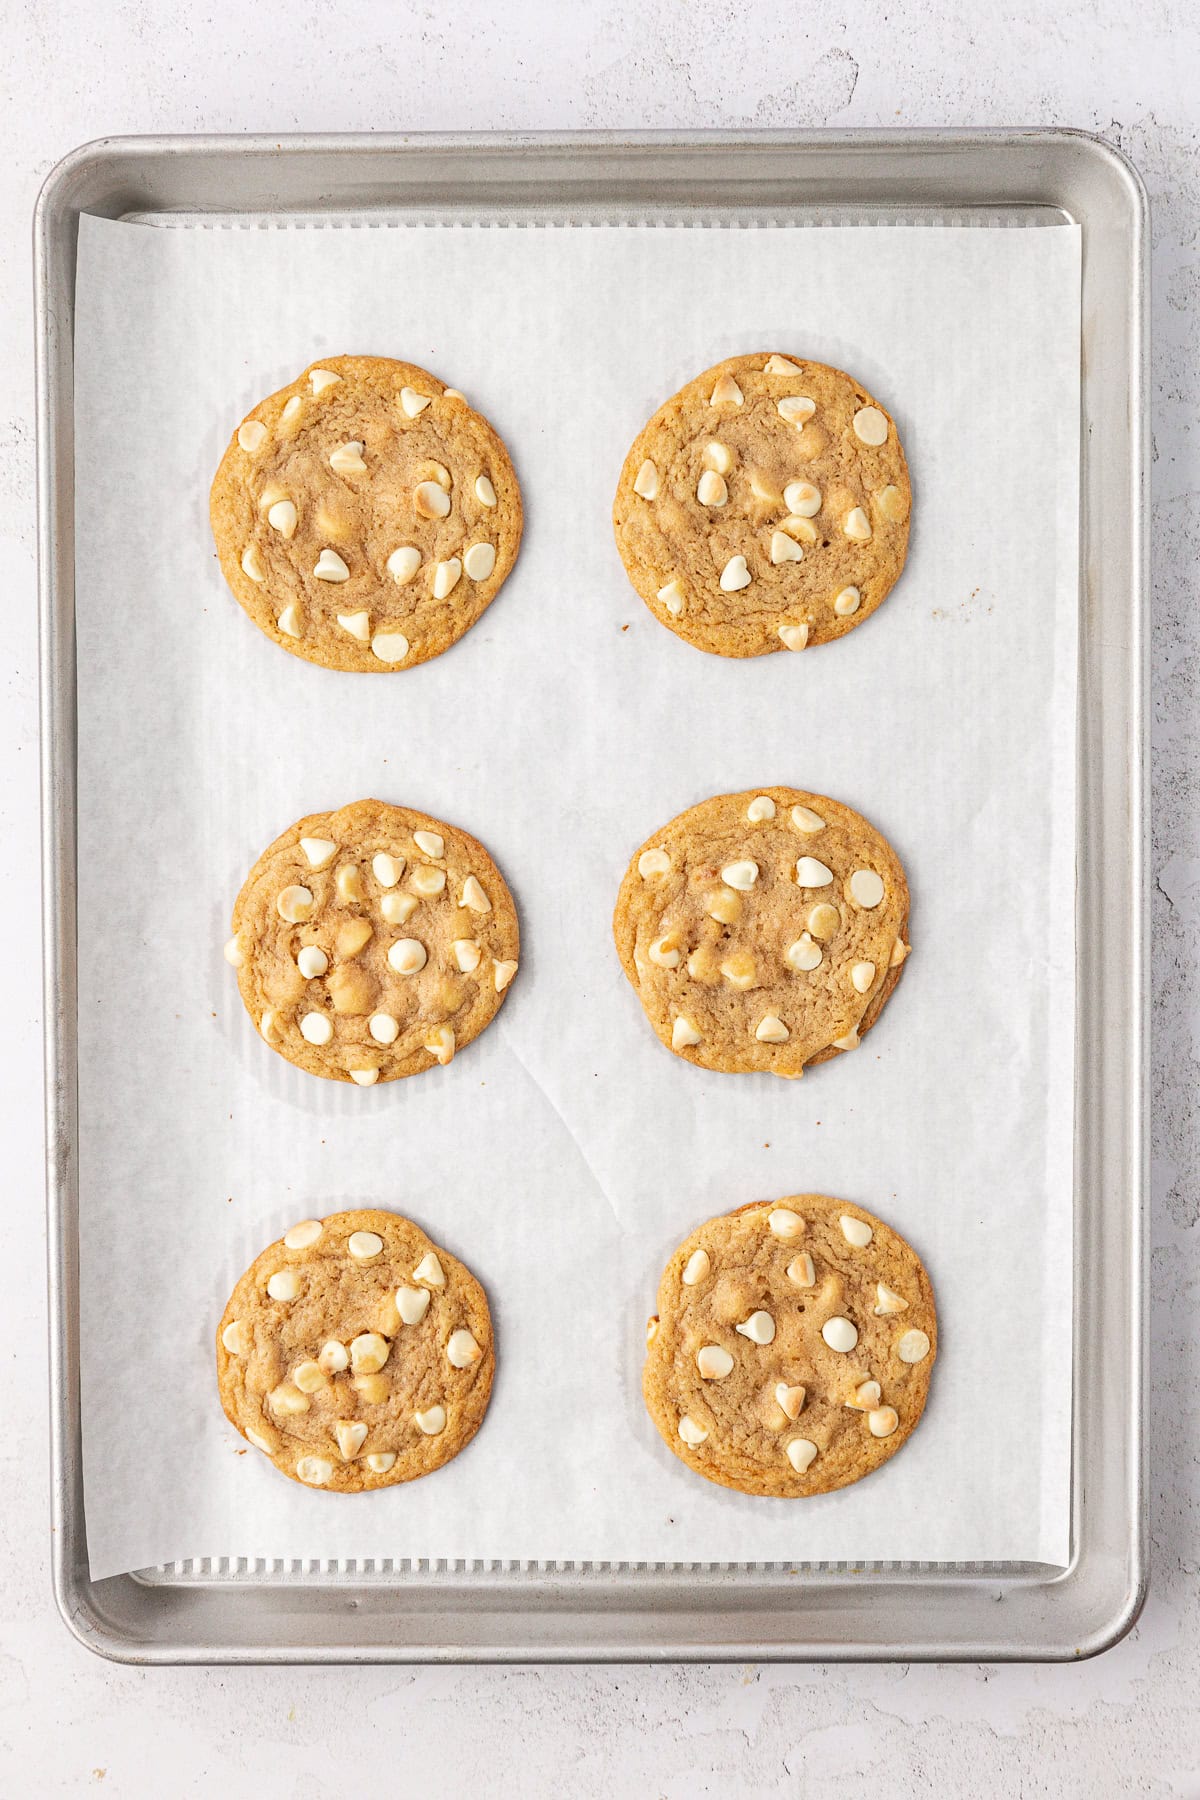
top-left (846, 1379), bottom-right (882, 1411)
top-left (350, 1332), bottom-right (389, 1374)
top-left (396, 1285), bottom-right (431, 1325)
top-left (795, 857), bottom-right (833, 887)
top-left (868, 1406), bottom-right (899, 1439)
top-left (369, 1012), bottom-right (399, 1045)
top-left (833, 586), bottom-right (861, 616)
top-left (266, 499), bottom-right (297, 540)
top-left (414, 481), bottom-right (452, 520)
top-left (786, 1438), bottom-right (818, 1472)
top-left (719, 555), bottom-right (751, 592)
top-left (292, 1360), bottom-right (328, 1394)
top-left (296, 945), bottom-right (329, 979)
top-left (876, 484), bottom-right (908, 521)
top-left (329, 440), bottom-right (367, 475)
top-left (381, 891), bottom-right (419, 925)
top-left (777, 396), bottom-right (816, 426)
top-left (720, 952), bottom-right (756, 990)
top-left (348, 1231), bottom-right (384, 1261)
top-left (410, 865), bottom-right (447, 897)
top-left (785, 933), bottom-right (822, 973)
top-left (246, 1427), bottom-right (276, 1455)
top-left (460, 875), bottom-right (490, 912)
top-left (336, 863), bottom-right (364, 903)
top-left (840, 1214), bottom-right (874, 1248)
top-left (284, 1219), bottom-right (323, 1250)
top-left (295, 1455), bottom-right (334, 1486)
top-left (672, 1016), bottom-right (701, 1050)
top-left (850, 961), bottom-right (876, 994)
top-left (388, 937), bottom-right (427, 975)
top-left (768, 1208), bottom-right (804, 1239)
top-left (791, 805), bottom-right (825, 834)
top-left (223, 935), bottom-right (244, 968)
top-left (657, 580), bottom-right (685, 616)
top-left (386, 546), bottom-right (421, 585)
top-left (678, 1415), bottom-right (708, 1447)
top-left (697, 470), bottom-right (728, 507)
top-left (452, 938), bottom-right (482, 973)
top-left (493, 959), bottom-right (518, 991)
top-left (237, 419), bottom-right (267, 453)
top-left (849, 869), bottom-right (885, 908)
top-left (299, 1011), bottom-right (332, 1045)
top-left (703, 440), bottom-right (733, 473)
top-left (746, 795), bottom-right (776, 822)
top-left (221, 1320), bottom-right (250, 1354)
top-left (709, 373), bottom-right (744, 406)
top-left (721, 859), bottom-right (758, 891)
top-left (896, 1329), bottom-right (931, 1364)
top-left (413, 1251), bottom-right (445, 1287)
top-left (413, 829), bottom-right (444, 858)
top-left (475, 474), bottom-right (497, 507)
top-left (353, 1367), bottom-right (387, 1400)
top-left (755, 1014), bottom-right (790, 1044)
top-left (372, 853), bottom-right (403, 887)
top-left (314, 548), bottom-right (350, 582)
top-left (777, 623), bottom-right (809, 651)
top-left (682, 1249), bottom-right (711, 1286)
top-left (432, 558), bottom-right (462, 599)
top-left (822, 1316), bottom-right (859, 1353)
top-left (649, 934), bottom-right (682, 970)
top-left (697, 1344), bottom-right (734, 1379)
top-left (775, 1383), bottom-right (806, 1420)
top-left (853, 406), bottom-right (889, 446)
top-left (638, 848), bottom-right (670, 879)
top-left (764, 355), bottom-right (802, 374)
top-left (806, 903), bottom-right (840, 939)
top-left (787, 1253), bottom-right (816, 1287)
top-left (463, 542), bottom-right (496, 581)
top-left (267, 1269), bottom-right (302, 1303)
top-left (269, 1383), bottom-right (309, 1419)
top-left (832, 1027), bottom-right (861, 1052)
top-left (241, 542), bottom-right (266, 583)
top-left (277, 604), bottom-right (302, 639)
top-left (749, 470), bottom-right (782, 505)
top-left (259, 1010), bottom-right (280, 1043)
top-left (400, 386), bottom-right (432, 418)
top-left (299, 836), bottom-right (337, 870)
top-left (318, 1339), bottom-right (350, 1373)
top-left (890, 938), bottom-right (910, 968)
top-left (633, 459), bottom-right (659, 500)
top-left (349, 1068), bottom-right (379, 1086)
top-left (783, 481), bottom-right (821, 517)
top-left (309, 369), bottom-right (341, 394)
top-left (337, 610), bottom-right (371, 643)
top-left (337, 918), bottom-right (373, 957)
top-left (843, 507), bottom-right (872, 542)
top-left (335, 1421), bottom-right (369, 1460)
top-left (366, 1452), bottom-right (396, 1473)
top-left (705, 887), bottom-right (741, 925)
top-left (770, 529), bottom-right (805, 565)
top-left (736, 1310), bottom-right (776, 1346)
top-left (447, 1329), bottom-right (481, 1368)
top-left (414, 1405), bottom-right (446, 1436)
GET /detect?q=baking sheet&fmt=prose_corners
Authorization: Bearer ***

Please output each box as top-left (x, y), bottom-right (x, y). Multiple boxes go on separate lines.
top-left (72, 212), bottom-right (1079, 1580)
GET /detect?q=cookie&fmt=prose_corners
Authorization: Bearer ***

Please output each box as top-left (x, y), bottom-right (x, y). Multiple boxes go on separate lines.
top-left (210, 356), bottom-right (522, 672)
top-left (613, 787), bottom-right (910, 1079)
top-left (225, 798), bottom-right (519, 1084)
top-left (612, 353), bottom-right (910, 656)
top-left (218, 1209), bottom-right (494, 1492)
top-left (643, 1195), bottom-right (936, 1497)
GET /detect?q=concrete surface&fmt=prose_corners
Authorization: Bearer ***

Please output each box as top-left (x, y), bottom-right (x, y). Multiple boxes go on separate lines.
top-left (1, 0), bottom-right (1196, 1793)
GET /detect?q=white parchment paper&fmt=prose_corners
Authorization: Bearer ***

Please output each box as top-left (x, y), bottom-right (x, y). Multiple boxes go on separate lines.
top-left (72, 212), bottom-right (1080, 1579)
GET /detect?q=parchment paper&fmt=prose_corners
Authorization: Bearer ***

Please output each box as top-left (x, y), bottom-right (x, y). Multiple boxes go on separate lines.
top-left (72, 212), bottom-right (1080, 1579)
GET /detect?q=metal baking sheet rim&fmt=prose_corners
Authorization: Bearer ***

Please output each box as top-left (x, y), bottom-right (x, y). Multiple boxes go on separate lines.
top-left (35, 129), bottom-right (1149, 1664)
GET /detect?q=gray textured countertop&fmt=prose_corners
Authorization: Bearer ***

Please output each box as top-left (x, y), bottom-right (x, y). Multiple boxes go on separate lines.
top-left (2, 1), bottom-right (1195, 1792)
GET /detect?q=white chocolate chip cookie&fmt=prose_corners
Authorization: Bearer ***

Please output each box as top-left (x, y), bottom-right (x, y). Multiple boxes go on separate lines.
top-left (643, 1195), bottom-right (936, 1496)
top-left (613, 354), bottom-right (911, 656)
top-left (227, 799), bottom-right (519, 1083)
top-left (613, 787), bottom-right (910, 1077)
top-left (218, 1209), bottom-right (494, 1492)
top-left (211, 357), bottom-right (522, 671)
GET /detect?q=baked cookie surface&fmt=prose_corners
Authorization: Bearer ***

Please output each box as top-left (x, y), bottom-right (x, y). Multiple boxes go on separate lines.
top-left (218, 1209), bottom-right (494, 1492)
top-left (643, 1195), bottom-right (936, 1497)
top-left (210, 355), bottom-right (522, 671)
top-left (613, 787), bottom-right (909, 1079)
top-left (613, 353), bottom-right (910, 656)
top-left (226, 798), bottom-right (519, 1084)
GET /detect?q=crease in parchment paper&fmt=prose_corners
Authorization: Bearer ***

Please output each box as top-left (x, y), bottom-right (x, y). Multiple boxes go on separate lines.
top-left (72, 212), bottom-right (1079, 1579)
